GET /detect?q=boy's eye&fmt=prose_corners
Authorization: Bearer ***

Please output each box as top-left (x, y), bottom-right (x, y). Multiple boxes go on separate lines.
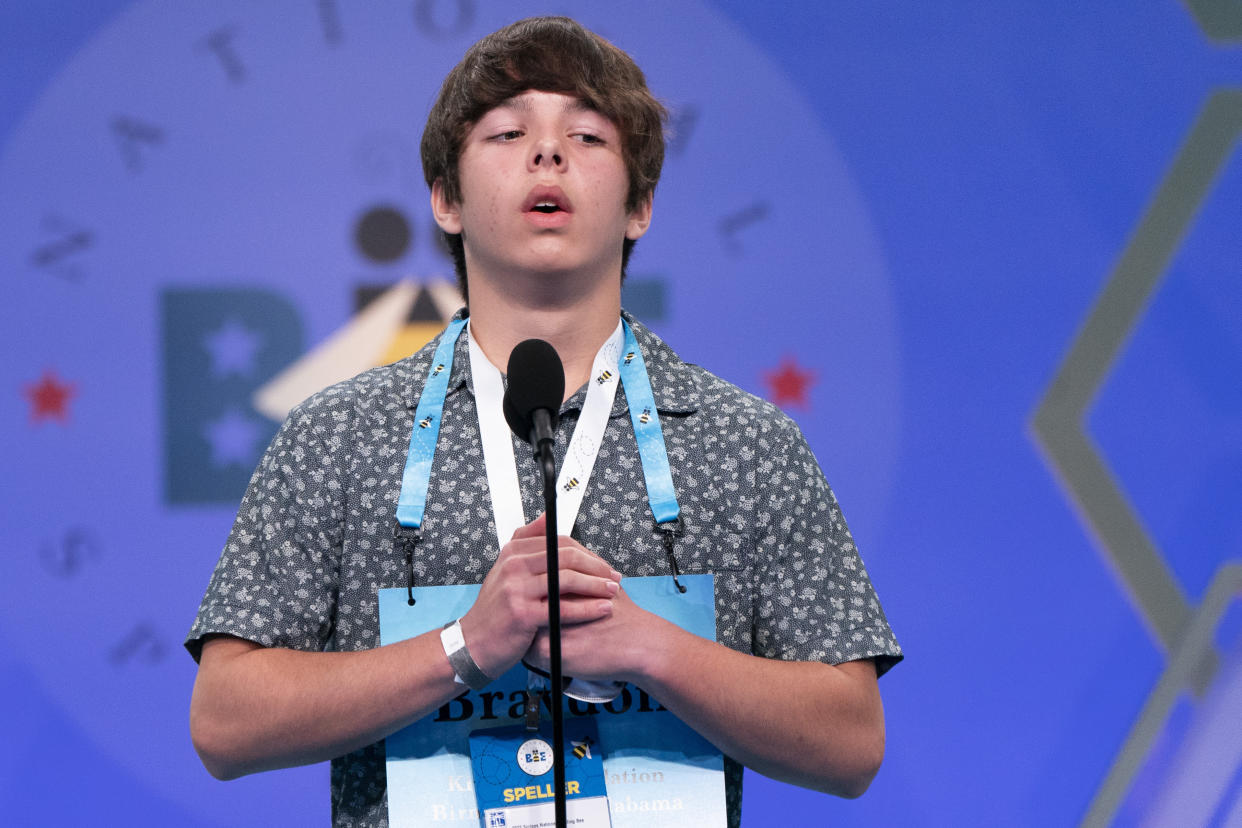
top-left (574, 133), bottom-right (604, 145)
top-left (492, 130), bottom-right (523, 141)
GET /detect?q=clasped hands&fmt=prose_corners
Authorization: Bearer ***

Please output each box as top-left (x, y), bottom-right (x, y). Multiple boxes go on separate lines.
top-left (458, 513), bottom-right (652, 684)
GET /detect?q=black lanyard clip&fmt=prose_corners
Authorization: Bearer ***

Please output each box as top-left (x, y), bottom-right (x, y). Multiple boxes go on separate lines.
top-left (658, 518), bottom-right (687, 594)
top-left (394, 523), bottom-right (423, 605)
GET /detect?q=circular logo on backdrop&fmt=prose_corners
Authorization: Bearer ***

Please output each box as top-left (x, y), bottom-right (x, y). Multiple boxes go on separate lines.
top-left (516, 738), bottom-right (555, 776)
top-left (0, 1), bottom-right (898, 824)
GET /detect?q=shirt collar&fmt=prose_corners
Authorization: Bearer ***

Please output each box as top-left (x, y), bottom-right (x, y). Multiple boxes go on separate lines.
top-left (398, 308), bottom-right (701, 415)
top-left (616, 310), bottom-right (700, 415)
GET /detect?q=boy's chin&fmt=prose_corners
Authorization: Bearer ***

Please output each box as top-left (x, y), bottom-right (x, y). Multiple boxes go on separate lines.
top-left (503, 251), bottom-right (622, 283)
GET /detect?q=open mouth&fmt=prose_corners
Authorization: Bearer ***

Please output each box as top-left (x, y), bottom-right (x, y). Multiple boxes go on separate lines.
top-left (523, 188), bottom-right (573, 215)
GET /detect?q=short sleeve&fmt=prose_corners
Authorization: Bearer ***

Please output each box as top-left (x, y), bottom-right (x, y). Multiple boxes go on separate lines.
top-left (751, 418), bottom-right (902, 677)
top-left (184, 398), bottom-right (348, 662)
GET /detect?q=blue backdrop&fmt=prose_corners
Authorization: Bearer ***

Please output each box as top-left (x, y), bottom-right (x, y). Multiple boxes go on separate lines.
top-left (2, 2), bottom-right (1240, 825)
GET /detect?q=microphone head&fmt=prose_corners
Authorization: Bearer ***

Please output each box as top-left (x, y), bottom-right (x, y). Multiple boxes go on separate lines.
top-left (503, 339), bottom-right (565, 443)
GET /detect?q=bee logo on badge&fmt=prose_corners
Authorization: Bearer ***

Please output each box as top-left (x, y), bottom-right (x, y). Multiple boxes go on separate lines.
top-left (639, 407), bottom-right (652, 424)
top-left (562, 477), bottom-right (580, 492)
top-left (419, 415), bottom-right (434, 429)
top-left (595, 369), bottom-right (613, 385)
top-left (571, 736), bottom-right (593, 760)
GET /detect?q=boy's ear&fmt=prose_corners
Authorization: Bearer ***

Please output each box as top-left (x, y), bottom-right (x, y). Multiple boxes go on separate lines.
top-left (625, 194), bottom-right (653, 241)
top-left (430, 179), bottom-right (463, 235)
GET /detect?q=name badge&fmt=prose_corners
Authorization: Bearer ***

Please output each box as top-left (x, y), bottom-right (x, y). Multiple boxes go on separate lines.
top-left (380, 576), bottom-right (727, 827)
top-left (469, 718), bottom-right (612, 828)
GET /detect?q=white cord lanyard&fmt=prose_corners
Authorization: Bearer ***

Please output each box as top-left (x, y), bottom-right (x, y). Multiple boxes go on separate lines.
top-left (468, 319), bottom-right (624, 549)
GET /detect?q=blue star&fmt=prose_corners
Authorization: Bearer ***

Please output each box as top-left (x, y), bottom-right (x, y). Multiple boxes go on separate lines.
top-left (203, 408), bottom-right (262, 468)
top-left (204, 317), bottom-right (261, 378)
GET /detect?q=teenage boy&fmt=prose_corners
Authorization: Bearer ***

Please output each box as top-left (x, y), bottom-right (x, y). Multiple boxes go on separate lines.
top-left (187, 16), bottom-right (901, 828)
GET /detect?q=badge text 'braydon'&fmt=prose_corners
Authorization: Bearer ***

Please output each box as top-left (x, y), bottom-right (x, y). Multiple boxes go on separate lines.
top-left (433, 685), bottom-right (668, 722)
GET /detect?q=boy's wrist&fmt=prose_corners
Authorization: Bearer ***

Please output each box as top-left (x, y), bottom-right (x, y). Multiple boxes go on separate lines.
top-left (440, 619), bottom-right (493, 690)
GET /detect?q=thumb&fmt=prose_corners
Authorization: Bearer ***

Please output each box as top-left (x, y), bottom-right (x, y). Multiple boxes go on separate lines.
top-left (510, 511), bottom-right (547, 541)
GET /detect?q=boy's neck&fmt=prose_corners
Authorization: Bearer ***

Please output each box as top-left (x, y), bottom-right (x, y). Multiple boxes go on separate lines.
top-left (465, 273), bottom-right (623, 401)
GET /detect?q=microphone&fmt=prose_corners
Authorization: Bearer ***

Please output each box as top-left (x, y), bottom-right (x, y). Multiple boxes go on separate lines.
top-left (503, 339), bottom-right (565, 451)
top-left (503, 337), bottom-right (570, 828)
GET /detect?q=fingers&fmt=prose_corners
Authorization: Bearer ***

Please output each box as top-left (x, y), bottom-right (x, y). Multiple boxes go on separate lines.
top-left (561, 545), bottom-right (621, 580)
top-left (504, 541), bottom-right (620, 581)
top-left (492, 565), bottom-right (617, 608)
top-left (556, 569), bottom-right (620, 600)
top-left (527, 556), bottom-right (620, 607)
top-left (498, 544), bottom-right (619, 586)
top-left (468, 516), bottom-right (623, 676)
top-left (508, 515), bottom-right (620, 576)
top-left (509, 511), bottom-right (547, 541)
top-left (557, 596), bottom-right (615, 625)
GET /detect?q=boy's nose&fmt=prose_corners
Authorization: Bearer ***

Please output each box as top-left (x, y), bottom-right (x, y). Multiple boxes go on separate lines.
top-left (530, 137), bottom-right (564, 169)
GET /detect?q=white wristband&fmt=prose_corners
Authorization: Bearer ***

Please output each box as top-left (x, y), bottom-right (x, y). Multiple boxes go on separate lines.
top-left (440, 619), bottom-right (491, 690)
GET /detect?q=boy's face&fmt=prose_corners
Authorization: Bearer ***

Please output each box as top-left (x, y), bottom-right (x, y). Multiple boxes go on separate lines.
top-left (431, 90), bottom-right (651, 285)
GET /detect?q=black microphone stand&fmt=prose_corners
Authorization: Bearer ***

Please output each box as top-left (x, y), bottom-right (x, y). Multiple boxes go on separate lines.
top-left (532, 409), bottom-right (568, 828)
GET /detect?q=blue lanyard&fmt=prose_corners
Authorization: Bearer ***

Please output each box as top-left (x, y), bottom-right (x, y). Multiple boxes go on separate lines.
top-left (617, 323), bottom-right (679, 525)
top-left (395, 318), bottom-right (680, 532)
top-left (395, 317), bottom-right (467, 530)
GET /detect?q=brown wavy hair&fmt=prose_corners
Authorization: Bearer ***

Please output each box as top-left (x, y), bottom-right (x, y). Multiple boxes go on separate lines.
top-left (420, 16), bottom-right (667, 299)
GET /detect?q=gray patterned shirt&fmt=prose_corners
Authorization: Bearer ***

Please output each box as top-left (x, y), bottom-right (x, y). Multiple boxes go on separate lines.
top-left (186, 311), bottom-right (902, 827)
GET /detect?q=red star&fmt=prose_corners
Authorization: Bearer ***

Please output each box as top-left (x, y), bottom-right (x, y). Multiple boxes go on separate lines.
top-left (763, 355), bottom-right (815, 409)
top-left (24, 370), bottom-right (76, 424)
